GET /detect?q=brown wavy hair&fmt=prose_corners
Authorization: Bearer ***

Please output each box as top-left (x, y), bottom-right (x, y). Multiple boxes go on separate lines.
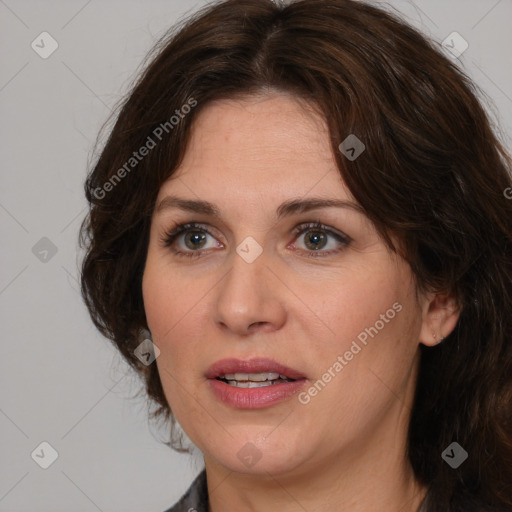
top-left (79, 0), bottom-right (512, 510)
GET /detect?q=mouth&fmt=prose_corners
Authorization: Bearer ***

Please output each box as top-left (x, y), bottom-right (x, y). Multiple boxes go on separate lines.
top-left (206, 357), bottom-right (306, 382)
top-left (205, 358), bottom-right (307, 408)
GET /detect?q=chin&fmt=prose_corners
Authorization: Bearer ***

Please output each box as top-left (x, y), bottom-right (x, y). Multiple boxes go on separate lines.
top-left (205, 430), bottom-right (309, 476)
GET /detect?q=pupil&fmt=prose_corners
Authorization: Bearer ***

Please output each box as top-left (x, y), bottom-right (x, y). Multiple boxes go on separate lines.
top-left (305, 230), bottom-right (326, 250)
top-left (185, 231), bottom-right (206, 249)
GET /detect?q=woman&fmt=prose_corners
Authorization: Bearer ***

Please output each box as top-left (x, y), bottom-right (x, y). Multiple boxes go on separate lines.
top-left (80, 0), bottom-right (512, 510)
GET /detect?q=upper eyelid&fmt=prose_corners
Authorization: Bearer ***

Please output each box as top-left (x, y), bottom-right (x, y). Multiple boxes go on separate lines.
top-left (295, 221), bottom-right (350, 237)
top-left (169, 222), bottom-right (222, 240)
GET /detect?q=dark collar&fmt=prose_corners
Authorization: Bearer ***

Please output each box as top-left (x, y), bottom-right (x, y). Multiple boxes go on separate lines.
top-left (162, 469), bottom-right (208, 512)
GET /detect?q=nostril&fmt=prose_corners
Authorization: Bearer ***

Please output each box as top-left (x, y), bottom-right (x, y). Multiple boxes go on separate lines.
top-left (249, 321), bottom-right (266, 329)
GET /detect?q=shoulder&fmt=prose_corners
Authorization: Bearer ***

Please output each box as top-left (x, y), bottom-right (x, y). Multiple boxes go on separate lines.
top-left (161, 469), bottom-right (208, 512)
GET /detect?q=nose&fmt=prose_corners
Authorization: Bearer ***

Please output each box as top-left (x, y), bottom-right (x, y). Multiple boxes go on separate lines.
top-left (213, 247), bottom-right (287, 336)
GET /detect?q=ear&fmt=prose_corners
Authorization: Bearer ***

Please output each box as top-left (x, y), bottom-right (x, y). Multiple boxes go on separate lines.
top-left (419, 291), bottom-right (460, 347)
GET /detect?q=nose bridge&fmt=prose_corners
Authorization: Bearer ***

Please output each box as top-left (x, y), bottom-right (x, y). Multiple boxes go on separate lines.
top-left (214, 242), bottom-right (286, 334)
top-left (220, 245), bottom-right (268, 310)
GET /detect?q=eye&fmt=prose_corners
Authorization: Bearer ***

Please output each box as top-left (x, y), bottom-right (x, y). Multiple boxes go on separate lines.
top-left (161, 221), bottom-right (351, 260)
top-left (290, 222), bottom-right (351, 258)
top-left (161, 222), bottom-right (222, 259)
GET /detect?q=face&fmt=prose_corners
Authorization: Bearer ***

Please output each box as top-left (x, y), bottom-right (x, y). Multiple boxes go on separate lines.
top-left (142, 93), bottom-right (431, 478)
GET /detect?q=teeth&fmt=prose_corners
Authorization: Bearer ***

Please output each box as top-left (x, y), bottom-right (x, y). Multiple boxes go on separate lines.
top-left (223, 372), bottom-right (281, 382)
top-left (220, 372), bottom-right (296, 388)
top-left (225, 380), bottom-right (276, 388)
top-left (218, 372), bottom-right (296, 387)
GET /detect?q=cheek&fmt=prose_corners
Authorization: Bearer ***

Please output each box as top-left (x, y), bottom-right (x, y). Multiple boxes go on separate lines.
top-left (296, 286), bottom-right (421, 446)
top-left (297, 260), bottom-right (421, 400)
top-left (324, 276), bottom-right (420, 394)
top-left (142, 252), bottom-right (194, 340)
top-left (142, 255), bottom-right (210, 385)
top-left (142, 264), bottom-right (205, 424)
top-left (295, 262), bottom-right (405, 351)
top-left (142, 268), bottom-right (170, 342)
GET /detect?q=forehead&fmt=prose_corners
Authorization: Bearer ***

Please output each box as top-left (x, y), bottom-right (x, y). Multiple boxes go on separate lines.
top-left (158, 93), bottom-right (356, 206)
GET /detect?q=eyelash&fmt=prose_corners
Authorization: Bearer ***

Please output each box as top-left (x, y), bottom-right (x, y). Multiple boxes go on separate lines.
top-left (161, 221), bottom-right (351, 260)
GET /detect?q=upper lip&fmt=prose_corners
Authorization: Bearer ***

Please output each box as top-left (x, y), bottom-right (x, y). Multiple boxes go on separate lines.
top-left (205, 358), bottom-right (306, 380)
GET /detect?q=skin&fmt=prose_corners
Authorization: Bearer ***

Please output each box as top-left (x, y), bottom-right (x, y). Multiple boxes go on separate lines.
top-left (142, 93), bottom-right (460, 512)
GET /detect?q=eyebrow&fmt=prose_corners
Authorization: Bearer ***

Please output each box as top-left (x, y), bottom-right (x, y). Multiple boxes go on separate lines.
top-left (155, 195), bottom-right (365, 219)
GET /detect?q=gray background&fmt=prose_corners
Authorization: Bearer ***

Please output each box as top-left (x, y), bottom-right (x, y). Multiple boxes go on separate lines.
top-left (1, 0), bottom-right (511, 511)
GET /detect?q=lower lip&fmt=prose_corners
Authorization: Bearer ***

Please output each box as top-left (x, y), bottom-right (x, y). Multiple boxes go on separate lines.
top-left (208, 378), bottom-right (307, 409)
